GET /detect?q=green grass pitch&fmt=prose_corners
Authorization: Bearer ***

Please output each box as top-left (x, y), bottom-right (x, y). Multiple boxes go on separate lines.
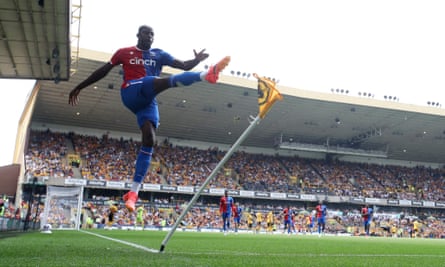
top-left (1, 230), bottom-right (444, 267)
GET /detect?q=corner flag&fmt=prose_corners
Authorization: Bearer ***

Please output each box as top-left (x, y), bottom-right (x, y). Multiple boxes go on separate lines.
top-left (159, 72), bottom-right (283, 253)
top-left (254, 73), bottom-right (283, 118)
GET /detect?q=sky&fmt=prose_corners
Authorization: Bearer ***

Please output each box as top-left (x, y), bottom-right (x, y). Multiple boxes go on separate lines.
top-left (1, 0), bottom-right (445, 166)
top-left (0, 79), bottom-right (34, 166)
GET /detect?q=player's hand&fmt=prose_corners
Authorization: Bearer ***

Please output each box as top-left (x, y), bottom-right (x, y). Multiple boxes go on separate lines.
top-left (69, 88), bottom-right (81, 106)
top-left (193, 49), bottom-right (209, 62)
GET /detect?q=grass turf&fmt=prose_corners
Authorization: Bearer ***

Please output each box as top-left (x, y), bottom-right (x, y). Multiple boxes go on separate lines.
top-left (1, 230), bottom-right (444, 267)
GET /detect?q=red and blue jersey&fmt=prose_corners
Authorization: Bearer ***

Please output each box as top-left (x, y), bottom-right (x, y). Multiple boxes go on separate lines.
top-left (361, 207), bottom-right (368, 221)
top-left (110, 46), bottom-right (174, 88)
top-left (232, 205), bottom-right (242, 218)
top-left (219, 196), bottom-right (234, 214)
top-left (362, 207), bottom-right (373, 222)
top-left (283, 208), bottom-right (291, 222)
top-left (316, 204), bottom-right (327, 218)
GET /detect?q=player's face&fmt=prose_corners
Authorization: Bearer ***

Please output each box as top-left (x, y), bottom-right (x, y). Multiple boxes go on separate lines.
top-left (138, 27), bottom-right (154, 46)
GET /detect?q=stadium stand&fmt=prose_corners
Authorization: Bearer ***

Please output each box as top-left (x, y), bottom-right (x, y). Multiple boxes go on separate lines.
top-left (3, 129), bottom-right (443, 238)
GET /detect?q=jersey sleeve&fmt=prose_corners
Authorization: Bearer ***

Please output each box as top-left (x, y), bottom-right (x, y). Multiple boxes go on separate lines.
top-left (150, 48), bottom-right (175, 66)
top-left (110, 48), bottom-right (124, 66)
top-left (159, 49), bottom-right (175, 66)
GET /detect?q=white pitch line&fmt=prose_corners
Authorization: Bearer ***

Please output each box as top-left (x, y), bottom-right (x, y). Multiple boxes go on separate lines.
top-left (80, 230), bottom-right (159, 253)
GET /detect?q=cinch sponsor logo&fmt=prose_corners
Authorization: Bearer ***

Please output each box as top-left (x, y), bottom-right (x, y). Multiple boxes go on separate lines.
top-left (129, 57), bottom-right (156, 66)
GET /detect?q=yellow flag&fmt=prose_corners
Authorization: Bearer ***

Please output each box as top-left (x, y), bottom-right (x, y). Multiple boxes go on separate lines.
top-left (254, 73), bottom-right (283, 118)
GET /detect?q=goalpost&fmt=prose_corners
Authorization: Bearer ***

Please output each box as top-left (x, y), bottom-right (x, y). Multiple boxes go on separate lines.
top-left (41, 185), bottom-right (84, 230)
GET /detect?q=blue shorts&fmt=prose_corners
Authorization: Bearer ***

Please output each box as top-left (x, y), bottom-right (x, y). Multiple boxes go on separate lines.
top-left (234, 217), bottom-right (241, 224)
top-left (222, 212), bottom-right (232, 220)
top-left (121, 76), bottom-right (159, 128)
top-left (317, 217), bottom-right (325, 225)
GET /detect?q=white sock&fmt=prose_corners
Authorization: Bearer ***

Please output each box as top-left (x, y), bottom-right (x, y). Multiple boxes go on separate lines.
top-left (131, 182), bottom-right (140, 193)
top-left (200, 71), bottom-right (207, 80)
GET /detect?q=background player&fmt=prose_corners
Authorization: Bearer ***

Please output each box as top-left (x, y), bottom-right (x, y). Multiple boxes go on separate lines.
top-left (219, 189), bottom-right (234, 234)
top-left (106, 205), bottom-right (118, 229)
top-left (266, 210), bottom-right (274, 234)
top-left (362, 204), bottom-right (373, 236)
top-left (255, 210), bottom-right (263, 234)
top-left (232, 203), bottom-right (242, 234)
top-left (305, 214), bottom-right (313, 234)
top-left (315, 201), bottom-right (327, 236)
top-left (136, 206), bottom-right (145, 230)
top-left (412, 219), bottom-right (420, 238)
top-left (247, 212), bottom-right (254, 233)
top-left (282, 206), bottom-right (292, 234)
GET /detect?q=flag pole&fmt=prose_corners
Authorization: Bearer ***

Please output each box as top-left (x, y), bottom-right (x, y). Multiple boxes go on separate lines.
top-left (160, 115), bottom-right (262, 252)
top-left (160, 73), bottom-right (282, 252)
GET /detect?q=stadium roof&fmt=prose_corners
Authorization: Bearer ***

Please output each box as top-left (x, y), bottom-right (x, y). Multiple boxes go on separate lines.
top-left (30, 49), bottom-right (445, 165)
top-left (0, 0), bottom-right (71, 81)
top-left (2, 1), bottom-right (445, 165)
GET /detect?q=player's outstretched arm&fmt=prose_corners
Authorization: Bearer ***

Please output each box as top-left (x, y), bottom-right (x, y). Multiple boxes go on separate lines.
top-left (170, 49), bottom-right (209, 70)
top-left (69, 63), bottom-right (114, 106)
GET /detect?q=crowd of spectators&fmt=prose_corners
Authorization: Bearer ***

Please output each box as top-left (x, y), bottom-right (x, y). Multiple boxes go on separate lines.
top-left (25, 130), bottom-right (72, 180)
top-left (24, 129), bottom-right (445, 202)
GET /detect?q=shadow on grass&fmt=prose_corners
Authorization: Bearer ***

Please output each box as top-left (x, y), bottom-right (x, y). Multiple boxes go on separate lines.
top-left (0, 230), bottom-right (36, 240)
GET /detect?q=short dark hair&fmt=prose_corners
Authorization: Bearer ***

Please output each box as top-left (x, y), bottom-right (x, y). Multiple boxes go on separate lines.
top-left (138, 25), bottom-right (152, 34)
